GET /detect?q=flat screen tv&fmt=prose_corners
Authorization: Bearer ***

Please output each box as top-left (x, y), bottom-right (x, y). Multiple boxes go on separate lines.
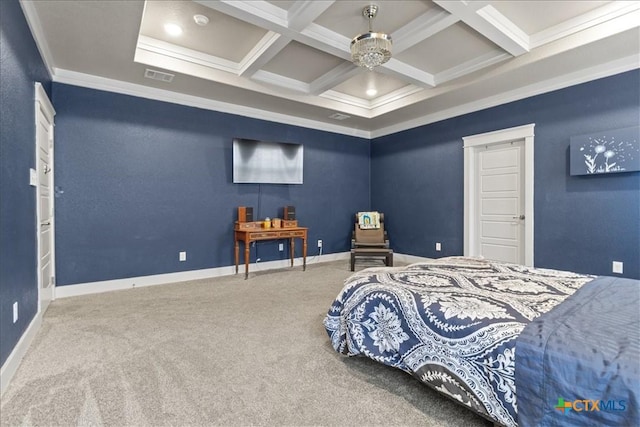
top-left (233, 138), bottom-right (304, 184)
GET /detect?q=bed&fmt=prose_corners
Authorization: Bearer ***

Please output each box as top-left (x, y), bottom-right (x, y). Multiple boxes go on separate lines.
top-left (323, 256), bottom-right (639, 427)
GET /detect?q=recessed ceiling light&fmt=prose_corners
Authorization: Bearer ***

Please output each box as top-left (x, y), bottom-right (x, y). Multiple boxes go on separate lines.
top-left (193, 14), bottom-right (209, 26)
top-left (366, 88), bottom-right (378, 97)
top-left (164, 23), bottom-right (183, 37)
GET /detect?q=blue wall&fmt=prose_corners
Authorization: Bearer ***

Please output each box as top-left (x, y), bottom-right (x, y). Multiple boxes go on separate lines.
top-left (372, 70), bottom-right (640, 279)
top-left (52, 84), bottom-right (370, 285)
top-left (0, 0), bottom-right (52, 366)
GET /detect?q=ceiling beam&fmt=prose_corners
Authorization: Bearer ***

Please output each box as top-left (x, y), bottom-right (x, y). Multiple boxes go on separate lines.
top-left (309, 62), bottom-right (360, 95)
top-left (433, 0), bottom-right (529, 57)
top-left (392, 8), bottom-right (459, 54)
top-left (435, 51), bottom-right (511, 86)
top-left (238, 32), bottom-right (291, 77)
top-left (287, 1), bottom-right (335, 31)
top-left (379, 59), bottom-right (436, 88)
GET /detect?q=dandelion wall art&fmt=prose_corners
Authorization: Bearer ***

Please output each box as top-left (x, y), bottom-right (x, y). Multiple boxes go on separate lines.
top-left (570, 126), bottom-right (640, 176)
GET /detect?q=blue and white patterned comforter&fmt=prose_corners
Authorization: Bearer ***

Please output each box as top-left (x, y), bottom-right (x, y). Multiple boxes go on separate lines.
top-left (323, 257), bottom-right (594, 427)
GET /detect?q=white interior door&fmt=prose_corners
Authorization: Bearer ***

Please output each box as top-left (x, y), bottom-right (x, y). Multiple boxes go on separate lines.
top-left (463, 123), bottom-right (535, 267)
top-left (476, 141), bottom-right (525, 264)
top-left (35, 83), bottom-right (55, 310)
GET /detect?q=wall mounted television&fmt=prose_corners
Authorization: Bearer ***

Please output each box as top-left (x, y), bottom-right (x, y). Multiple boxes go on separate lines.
top-left (233, 138), bottom-right (304, 184)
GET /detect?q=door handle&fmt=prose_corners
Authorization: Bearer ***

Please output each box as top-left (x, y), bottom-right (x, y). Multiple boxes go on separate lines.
top-left (512, 215), bottom-right (525, 220)
top-left (41, 221), bottom-right (51, 226)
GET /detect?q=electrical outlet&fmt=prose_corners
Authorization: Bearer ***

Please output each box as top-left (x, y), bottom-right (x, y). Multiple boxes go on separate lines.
top-left (317, 239), bottom-right (322, 248)
top-left (13, 302), bottom-right (18, 323)
top-left (279, 243), bottom-right (284, 251)
top-left (435, 242), bottom-right (442, 251)
top-left (612, 261), bottom-right (623, 274)
top-left (179, 251), bottom-right (187, 261)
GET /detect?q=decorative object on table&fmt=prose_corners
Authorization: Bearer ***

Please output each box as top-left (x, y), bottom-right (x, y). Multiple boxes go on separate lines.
top-left (271, 218), bottom-right (281, 228)
top-left (237, 206), bottom-right (253, 222)
top-left (263, 217), bottom-right (271, 229)
top-left (283, 205), bottom-right (296, 220)
top-left (570, 126), bottom-right (639, 175)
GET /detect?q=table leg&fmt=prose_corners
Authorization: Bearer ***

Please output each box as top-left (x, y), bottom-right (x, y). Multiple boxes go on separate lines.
top-left (244, 240), bottom-right (250, 280)
top-left (289, 238), bottom-right (294, 267)
top-left (302, 236), bottom-right (307, 271)
top-left (234, 239), bottom-right (239, 274)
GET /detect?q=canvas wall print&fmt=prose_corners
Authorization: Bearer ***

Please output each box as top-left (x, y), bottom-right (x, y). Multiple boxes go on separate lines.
top-left (570, 126), bottom-right (640, 176)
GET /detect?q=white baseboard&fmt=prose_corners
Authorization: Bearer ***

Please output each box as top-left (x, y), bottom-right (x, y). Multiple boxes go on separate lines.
top-left (55, 252), bottom-right (351, 299)
top-left (1, 309), bottom-right (43, 397)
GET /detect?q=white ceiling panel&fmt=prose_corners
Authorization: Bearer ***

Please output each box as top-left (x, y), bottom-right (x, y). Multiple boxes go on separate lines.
top-left (262, 41), bottom-right (344, 83)
top-left (332, 71), bottom-right (413, 100)
top-left (395, 22), bottom-right (501, 74)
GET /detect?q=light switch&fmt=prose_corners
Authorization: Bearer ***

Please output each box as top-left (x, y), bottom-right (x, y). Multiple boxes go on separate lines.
top-left (29, 168), bottom-right (37, 187)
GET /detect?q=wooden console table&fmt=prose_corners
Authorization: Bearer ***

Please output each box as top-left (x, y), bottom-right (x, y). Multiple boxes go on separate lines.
top-left (234, 223), bottom-right (308, 279)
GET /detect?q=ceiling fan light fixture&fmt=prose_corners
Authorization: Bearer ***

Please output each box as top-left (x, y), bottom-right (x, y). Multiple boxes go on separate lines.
top-left (351, 5), bottom-right (392, 71)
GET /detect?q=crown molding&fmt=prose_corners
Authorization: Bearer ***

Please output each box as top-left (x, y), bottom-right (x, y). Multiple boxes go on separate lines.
top-left (251, 70), bottom-right (310, 93)
top-left (137, 35), bottom-right (239, 74)
top-left (51, 54), bottom-right (638, 143)
top-left (530, 1), bottom-right (640, 48)
top-left (321, 91), bottom-right (371, 110)
top-left (53, 69), bottom-right (371, 139)
top-left (371, 55), bottom-right (639, 139)
top-left (370, 85), bottom-right (425, 111)
top-left (19, 0), bottom-right (55, 77)
top-left (434, 51), bottom-right (511, 86)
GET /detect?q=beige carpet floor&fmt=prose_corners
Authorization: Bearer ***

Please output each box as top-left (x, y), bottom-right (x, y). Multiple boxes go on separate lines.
top-left (1, 260), bottom-right (492, 426)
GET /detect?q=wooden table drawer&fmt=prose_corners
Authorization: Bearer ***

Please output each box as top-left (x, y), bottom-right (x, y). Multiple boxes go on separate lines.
top-left (249, 232), bottom-right (274, 239)
top-left (278, 231), bottom-right (305, 237)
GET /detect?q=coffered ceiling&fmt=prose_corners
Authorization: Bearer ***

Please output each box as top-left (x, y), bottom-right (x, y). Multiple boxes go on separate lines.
top-left (20, 1), bottom-right (640, 138)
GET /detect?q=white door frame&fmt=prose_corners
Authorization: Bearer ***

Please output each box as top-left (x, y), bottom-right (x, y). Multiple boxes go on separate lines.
top-left (463, 123), bottom-right (535, 266)
top-left (35, 82), bottom-right (56, 310)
